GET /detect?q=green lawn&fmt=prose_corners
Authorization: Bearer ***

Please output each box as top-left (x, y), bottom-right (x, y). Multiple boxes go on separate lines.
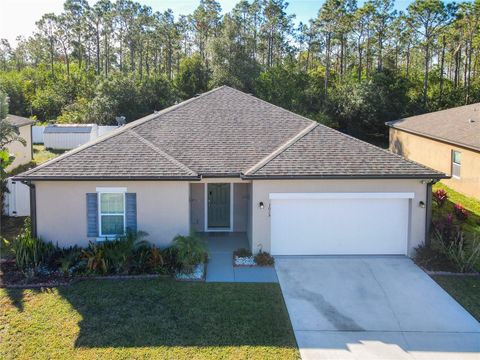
top-left (33, 145), bottom-right (65, 165)
top-left (433, 182), bottom-right (480, 234)
top-left (0, 279), bottom-right (299, 360)
top-left (433, 275), bottom-right (480, 321)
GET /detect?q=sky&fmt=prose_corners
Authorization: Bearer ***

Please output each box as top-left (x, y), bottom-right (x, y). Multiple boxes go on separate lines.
top-left (0, 0), bottom-right (420, 46)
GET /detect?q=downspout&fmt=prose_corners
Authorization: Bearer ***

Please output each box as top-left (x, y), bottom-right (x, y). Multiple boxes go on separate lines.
top-left (424, 179), bottom-right (438, 247)
top-left (22, 181), bottom-right (37, 237)
top-left (30, 125), bottom-right (33, 161)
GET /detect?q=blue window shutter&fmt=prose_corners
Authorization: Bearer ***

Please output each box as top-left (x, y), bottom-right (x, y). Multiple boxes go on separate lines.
top-left (86, 193), bottom-right (98, 237)
top-left (125, 193), bottom-right (137, 233)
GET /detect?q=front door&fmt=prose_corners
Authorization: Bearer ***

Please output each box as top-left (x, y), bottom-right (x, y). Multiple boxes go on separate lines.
top-left (207, 183), bottom-right (231, 229)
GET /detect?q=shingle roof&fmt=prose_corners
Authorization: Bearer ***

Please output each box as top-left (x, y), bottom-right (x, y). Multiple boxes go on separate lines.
top-left (15, 86), bottom-right (446, 180)
top-left (386, 103), bottom-right (480, 152)
top-left (245, 125), bottom-right (443, 178)
top-left (5, 114), bottom-right (35, 127)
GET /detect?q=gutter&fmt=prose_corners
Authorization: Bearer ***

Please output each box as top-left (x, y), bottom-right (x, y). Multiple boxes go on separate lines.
top-left (241, 174), bottom-right (449, 180)
top-left (12, 175), bottom-right (202, 182)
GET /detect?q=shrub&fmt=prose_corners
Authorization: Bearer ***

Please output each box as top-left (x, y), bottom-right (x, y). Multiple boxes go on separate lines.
top-left (9, 218), bottom-right (57, 276)
top-left (82, 242), bottom-right (107, 274)
top-left (432, 214), bottom-right (457, 246)
top-left (162, 246), bottom-right (181, 273)
top-left (83, 231), bottom-right (151, 274)
top-left (453, 204), bottom-right (469, 221)
top-left (254, 251), bottom-right (275, 266)
top-left (233, 248), bottom-right (252, 258)
top-left (439, 233), bottom-right (480, 273)
top-left (58, 246), bottom-right (83, 276)
top-left (433, 189), bottom-right (448, 207)
top-left (172, 233), bottom-right (207, 273)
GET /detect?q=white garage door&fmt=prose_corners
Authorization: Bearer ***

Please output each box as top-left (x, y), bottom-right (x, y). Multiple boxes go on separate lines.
top-left (270, 193), bottom-right (413, 256)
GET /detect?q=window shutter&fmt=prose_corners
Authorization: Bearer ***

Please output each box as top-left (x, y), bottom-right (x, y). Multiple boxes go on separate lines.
top-left (125, 193), bottom-right (137, 233)
top-left (86, 193), bottom-right (98, 237)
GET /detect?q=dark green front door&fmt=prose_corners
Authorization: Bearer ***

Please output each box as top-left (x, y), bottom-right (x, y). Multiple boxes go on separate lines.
top-left (207, 183), bottom-right (231, 229)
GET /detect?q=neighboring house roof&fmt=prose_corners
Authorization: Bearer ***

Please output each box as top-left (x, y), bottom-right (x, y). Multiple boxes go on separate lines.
top-left (386, 103), bottom-right (480, 152)
top-left (15, 86), bottom-right (445, 181)
top-left (44, 124), bottom-right (95, 134)
top-left (5, 114), bottom-right (35, 127)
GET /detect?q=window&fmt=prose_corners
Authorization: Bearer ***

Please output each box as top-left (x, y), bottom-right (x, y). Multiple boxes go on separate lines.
top-left (98, 191), bottom-right (125, 237)
top-left (452, 150), bottom-right (461, 178)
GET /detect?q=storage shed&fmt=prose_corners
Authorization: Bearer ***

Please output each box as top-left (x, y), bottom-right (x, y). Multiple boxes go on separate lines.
top-left (43, 124), bottom-right (98, 150)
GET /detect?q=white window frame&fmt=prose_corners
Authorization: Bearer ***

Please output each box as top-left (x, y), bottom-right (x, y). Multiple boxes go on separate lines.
top-left (452, 150), bottom-right (461, 179)
top-left (96, 187), bottom-right (127, 240)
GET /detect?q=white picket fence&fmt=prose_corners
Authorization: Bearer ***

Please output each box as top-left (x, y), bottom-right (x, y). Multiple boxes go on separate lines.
top-left (3, 178), bottom-right (30, 217)
top-left (32, 125), bottom-right (119, 147)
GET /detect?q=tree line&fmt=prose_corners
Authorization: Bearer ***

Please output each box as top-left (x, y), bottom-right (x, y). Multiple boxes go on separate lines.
top-left (0, 0), bottom-right (479, 144)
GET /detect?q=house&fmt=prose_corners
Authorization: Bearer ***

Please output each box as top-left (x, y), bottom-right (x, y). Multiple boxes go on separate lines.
top-left (387, 103), bottom-right (480, 199)
top-left (14, 86), bottom-right (445, 257)
top-left (4, 114), bottom-right (35, 171)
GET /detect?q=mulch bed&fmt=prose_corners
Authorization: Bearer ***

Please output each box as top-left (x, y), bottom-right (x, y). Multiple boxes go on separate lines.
top-left (1, 258), bottom-right (173, 289)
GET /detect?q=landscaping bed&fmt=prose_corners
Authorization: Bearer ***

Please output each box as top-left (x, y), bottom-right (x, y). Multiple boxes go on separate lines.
top-left (1, 219), bottom-right (209, 287)
top-left (0, 278), bottom-right (299, 359)
top-left (233, 248), bottom-right (275, 267)
top-left (414, 183), bottom-right (480, 274)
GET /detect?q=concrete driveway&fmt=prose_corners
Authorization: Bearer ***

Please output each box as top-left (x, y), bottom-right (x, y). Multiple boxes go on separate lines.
top-left (275, 256), bottom-right (480, 360)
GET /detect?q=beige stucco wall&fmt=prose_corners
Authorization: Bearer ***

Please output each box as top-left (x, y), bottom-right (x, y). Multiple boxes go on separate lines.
top-left (34, 181), bottom-right (190, 248)
top-left (190, 183), bottom-right (204, 232)
top-left (6, 124), bottom-right (32, 171)
top-left (250, 179), bottom-right (428, 257)
top-left (390, 128), bottom-right (480, 199)
top-left (189, 182), bottom-right (250, 232)
top-left (233, 183), bottom-right (249, 232)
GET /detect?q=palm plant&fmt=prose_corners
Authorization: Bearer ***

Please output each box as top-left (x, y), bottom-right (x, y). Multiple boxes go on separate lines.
top-left (172, 233), bottom-right (206, 273)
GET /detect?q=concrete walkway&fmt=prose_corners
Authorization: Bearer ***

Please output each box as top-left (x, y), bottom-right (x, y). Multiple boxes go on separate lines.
top-left (276, 256), bottom-right (480, 360)
top-left (204, 233), bottom-right (278, 283)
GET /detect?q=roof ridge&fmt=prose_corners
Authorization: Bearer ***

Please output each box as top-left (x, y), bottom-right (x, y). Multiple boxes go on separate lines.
top-left (314, 122), bottom-right (445, 176)
top-left (226, 87), bottom-right (317, 126)
top-left (243, 122), bottom-right (318, 175)
top-left (128, 130), bottom-right (197, 176)
top-left (386, 102), bottom-right (480, 126)
top-left (17, 87), bottom-right (226, 177)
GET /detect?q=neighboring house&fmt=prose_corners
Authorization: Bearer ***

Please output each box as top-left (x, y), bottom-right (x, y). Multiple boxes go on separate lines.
top-left (15, 86), bottom-right (445, 257)
top-left (5, 114), bottom-right (35, 171)
top-left (387, 103), bottom-right (480, 199)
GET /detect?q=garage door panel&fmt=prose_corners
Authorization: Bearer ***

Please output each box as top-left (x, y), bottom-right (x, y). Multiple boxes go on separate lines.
top-left (271, 195), bottom-right (409, 256)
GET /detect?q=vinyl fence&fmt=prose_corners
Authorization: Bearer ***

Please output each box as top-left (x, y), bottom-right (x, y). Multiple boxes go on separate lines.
top-left (32, 126), bottom-right (45, 144)
top-left (3, 178), bottom-right (30, 217)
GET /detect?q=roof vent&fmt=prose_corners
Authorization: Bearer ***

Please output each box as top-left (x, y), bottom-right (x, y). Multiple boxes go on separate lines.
top-left (115, 116), bottom-right (126, 126)
top-left (468, 118), bottom-right (475, 123)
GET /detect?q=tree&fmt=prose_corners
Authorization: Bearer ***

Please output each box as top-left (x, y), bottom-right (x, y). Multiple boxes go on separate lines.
top-left (174, 55), bottom-right (210, 98)
top-left (210, 14), bottom-right (260, 90)
top-left (408, 0), bottom-right (451, 107)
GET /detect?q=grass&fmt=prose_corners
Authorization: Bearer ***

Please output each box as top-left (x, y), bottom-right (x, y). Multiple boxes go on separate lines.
top-left (6, 145), bottom-right (65, 176)
top-left (433, 275), bottom-right (480, 321)
top-left (433, 182), bottom-right (480, 234)
top-left (0, 278), bottom-right (299, 360)
top-left (33, 144), bottom-right (65, 165)
top-left (0, 216), bottom-right (26, 259)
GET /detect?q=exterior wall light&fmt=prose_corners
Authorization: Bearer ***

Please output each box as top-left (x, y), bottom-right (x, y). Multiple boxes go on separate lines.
top-left (419, 201), bottom-right (425, 208)
top-left (259, 201), bottom-right (264, 209)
